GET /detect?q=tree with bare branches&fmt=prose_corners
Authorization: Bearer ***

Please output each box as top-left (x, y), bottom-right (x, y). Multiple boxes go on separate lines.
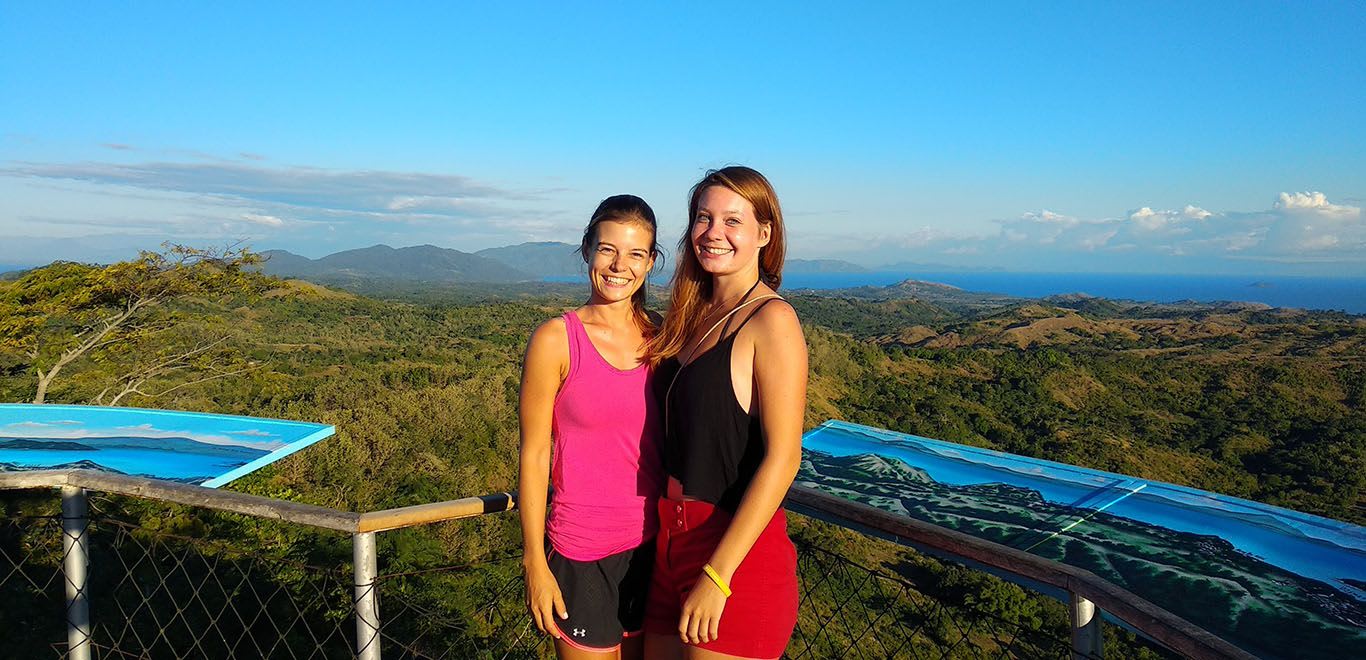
top-left (0, 244), bottom-right (269, 404)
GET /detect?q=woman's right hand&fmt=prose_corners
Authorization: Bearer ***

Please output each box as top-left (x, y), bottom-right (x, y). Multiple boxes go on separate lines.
top-left (523, 559), bottom-right (567, 638)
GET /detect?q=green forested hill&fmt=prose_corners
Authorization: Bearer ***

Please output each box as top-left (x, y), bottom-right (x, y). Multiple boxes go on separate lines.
top-left (793, 294), bottom-right (1365, 524)
top-left (4, 272), bottom-right (1361, 524)
top-left (4, 263), bottom-right (1362, 658)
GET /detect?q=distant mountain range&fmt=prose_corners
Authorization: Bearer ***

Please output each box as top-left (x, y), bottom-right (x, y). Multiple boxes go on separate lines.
top-left (261, 245), bottom-right (532, 283)
top-left (2, 240), bottom-right (935, 283)
top-left (258, 242), bottom-right (877, 283)
top-left (475, 242), bottom-right (586, 278)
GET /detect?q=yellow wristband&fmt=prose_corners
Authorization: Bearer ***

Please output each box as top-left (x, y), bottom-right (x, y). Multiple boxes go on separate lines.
top-left (702, 563), bottom-right (732, 598)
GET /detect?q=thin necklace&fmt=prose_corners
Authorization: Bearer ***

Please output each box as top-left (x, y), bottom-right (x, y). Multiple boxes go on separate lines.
top-left (666, 280), bottom-right (781, 431)
top-left (679, 279), bottom-right (767, 366)
top-left (705, 278), bottom-right (762, 321)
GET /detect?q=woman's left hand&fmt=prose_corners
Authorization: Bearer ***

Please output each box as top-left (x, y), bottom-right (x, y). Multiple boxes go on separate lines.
top-left (679, 573), bottom-right (728, 645)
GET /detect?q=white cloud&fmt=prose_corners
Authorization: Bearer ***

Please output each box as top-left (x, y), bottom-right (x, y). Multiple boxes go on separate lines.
top-left (1263, 191), bottom-right (1364, 254)
top-left (386, 196), bottom-right (481, 212)
top-left (999, 210), bottom-right (1115, 249)
top-left (1078, 228), bottom-right (1119, 251)
top-left (1128, 205), bottom-right (1211, 231)
top-left (849, 191), bottom-right (1365, 270)
top-left (1021, 209), bottom-right (1078, 225)
top-left (4, 421), bottom-right (61, 429)
top-left (241, 213), bottom-right (284, 227)
top-left (1274, 191), bottom-right (1361, 218)
top-left (1092, 192), bottom-right (1362, 258)
top-left (1, 153), bottom-right (587, 259)
top-left (1184, 205), bottom-right (1213, 220)
top-left (227, 429), bottom-right (278, 437)
top-left (1299, 234), bottom-right (1340, 250)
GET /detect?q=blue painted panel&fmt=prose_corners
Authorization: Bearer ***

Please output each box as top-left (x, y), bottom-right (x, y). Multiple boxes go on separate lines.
top-left (0, 404), bottom-right (334, 488)
top-left (801, 419), bottom-right (1366, 659)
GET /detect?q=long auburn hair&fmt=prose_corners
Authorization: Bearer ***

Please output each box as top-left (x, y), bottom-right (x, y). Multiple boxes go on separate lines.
top-left (647, 166), bottom-right (786, 364)
top-left (578, 194), bottom-right (662, 335)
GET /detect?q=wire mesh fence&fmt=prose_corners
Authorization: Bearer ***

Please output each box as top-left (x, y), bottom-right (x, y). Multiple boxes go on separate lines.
top-left (2, 492), bottom-right (354, 659)
top-left (790, 540), bottom-right (1078, 659)
top-left (91, 518), bottom-right (353, 658)
top-left (368, 515), bottom-right (1128, 659)
top-left (3, 488), bottom-right (1175, 659)
top-left (1, 499), bottom-right (68, 657)
top-left (376, 553), bottom-right (549, 660)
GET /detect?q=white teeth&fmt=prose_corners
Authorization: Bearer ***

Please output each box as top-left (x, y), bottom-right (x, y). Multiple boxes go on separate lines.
top-left (603, 276), bottom-right (630, 285)
top-left (701, 246), bottom-right (732, 255)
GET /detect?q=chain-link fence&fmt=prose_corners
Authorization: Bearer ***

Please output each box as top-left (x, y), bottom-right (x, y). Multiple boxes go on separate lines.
top-left (3, 487), bottom-right (1183, 659)
top-left (376, 553), bottom-right (547, 660)
top-left (1, 499), bottom-right (68, 657)
top-left (790, 541), bottom-right (1079, 659)
top-left (3, 493), bottom-right (355, 659)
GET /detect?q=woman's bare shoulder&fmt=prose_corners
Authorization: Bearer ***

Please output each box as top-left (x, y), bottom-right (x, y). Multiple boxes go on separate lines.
top-left (525, 316), bottom-right (569, 360)
top-left (749, 297), bottom-right (801, 332)
top-left (743, 298), bottom-right (804, 355)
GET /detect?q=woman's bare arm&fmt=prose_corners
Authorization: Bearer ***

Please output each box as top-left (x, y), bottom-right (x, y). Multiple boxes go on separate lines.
top-left (518, 318), bottom-right (569, 637)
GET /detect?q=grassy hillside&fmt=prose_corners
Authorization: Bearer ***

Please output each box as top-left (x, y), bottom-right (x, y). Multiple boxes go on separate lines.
top-left (5, 273), bottom-right (1360, 522)
top-left (3, 267), bottom-right (1361, 657)
top-left (794, 295), bottom-right (1365, 524)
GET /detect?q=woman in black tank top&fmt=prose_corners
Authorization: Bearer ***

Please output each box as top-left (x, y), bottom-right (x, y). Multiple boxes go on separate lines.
top-left (642, 167), bottom-right (807, 659)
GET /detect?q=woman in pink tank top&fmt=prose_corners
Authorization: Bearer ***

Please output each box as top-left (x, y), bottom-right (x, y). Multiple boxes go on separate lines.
top-left (519, 195), bottom-right (666, 659)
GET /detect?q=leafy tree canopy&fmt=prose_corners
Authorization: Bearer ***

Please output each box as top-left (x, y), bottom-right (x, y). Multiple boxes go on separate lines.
top-left (0, 244), bottom-right (269, 403)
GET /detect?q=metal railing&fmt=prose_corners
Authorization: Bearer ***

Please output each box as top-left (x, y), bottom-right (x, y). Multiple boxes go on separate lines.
top-left (2, 469), bottom-right (1252, 659)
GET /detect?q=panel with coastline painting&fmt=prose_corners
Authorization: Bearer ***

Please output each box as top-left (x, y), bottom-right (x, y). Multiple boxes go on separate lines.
top-left (800, 420), bottom-right (1366, 659)
top-left (0, 404), bottom-right (334, 487)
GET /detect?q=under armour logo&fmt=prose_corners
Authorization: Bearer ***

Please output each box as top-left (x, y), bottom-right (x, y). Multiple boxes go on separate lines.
top-left (572, 628), bottom-right (586, 637)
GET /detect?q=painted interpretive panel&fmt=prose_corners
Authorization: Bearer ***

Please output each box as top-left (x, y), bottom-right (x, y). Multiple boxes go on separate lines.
top-left (0, 404), bottom-right (334, 488)
top-left (800, 420), bottom-right (1366, 659)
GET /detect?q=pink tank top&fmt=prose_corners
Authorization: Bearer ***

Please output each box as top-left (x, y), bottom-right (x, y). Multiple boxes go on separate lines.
top-left (545, 311), bottom-right (663, 561)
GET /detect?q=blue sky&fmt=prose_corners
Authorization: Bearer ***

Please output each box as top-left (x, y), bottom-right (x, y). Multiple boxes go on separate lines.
top-left (2, 2), bottom-right (1364, 275)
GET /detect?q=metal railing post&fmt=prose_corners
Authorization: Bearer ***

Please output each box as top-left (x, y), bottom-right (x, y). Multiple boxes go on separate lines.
top-left (1070, 591), bottom-right (1104, 659)
top-left (354, 531), bottom-right (380, 660)
top-left (61, 485), bottom-right (92, 660)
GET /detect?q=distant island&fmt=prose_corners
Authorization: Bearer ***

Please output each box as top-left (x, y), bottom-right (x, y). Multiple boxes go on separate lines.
top-left (785, 258), bottom-right (868, 273)
top-left (0, 459), bottom-right (215, 485)
top-left (0, 459), bottom-right (122, 473)
top-left (0, 435), bottom-right (270, 460)
top-left (0, 438), bottom-right (95, 451)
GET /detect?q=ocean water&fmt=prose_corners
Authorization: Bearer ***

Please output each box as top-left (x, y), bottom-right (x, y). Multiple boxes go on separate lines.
top-left (804, 421), bottom-right (1366, 599)
top-left (0, 447), bottom-right (246, 483)
top-left (781, 271), bottom-right (1366, 314)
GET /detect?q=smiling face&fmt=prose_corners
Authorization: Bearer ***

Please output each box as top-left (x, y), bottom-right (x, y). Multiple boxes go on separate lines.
top-left (691, 185), bottom-right (772, 278)
top-left (587, 220), bottom-right (656, 304)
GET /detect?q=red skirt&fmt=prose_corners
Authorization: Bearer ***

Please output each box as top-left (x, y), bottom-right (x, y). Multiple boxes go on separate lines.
top-left (644, 496), bottom-right (798, 659)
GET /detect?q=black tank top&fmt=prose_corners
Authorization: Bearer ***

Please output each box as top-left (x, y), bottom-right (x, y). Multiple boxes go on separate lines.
top-left (660, 296), bottom-right (780, 513)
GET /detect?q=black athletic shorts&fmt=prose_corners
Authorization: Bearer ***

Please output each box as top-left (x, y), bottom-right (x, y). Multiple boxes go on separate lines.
top-left (546, 539), bottom-right (655, 651)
